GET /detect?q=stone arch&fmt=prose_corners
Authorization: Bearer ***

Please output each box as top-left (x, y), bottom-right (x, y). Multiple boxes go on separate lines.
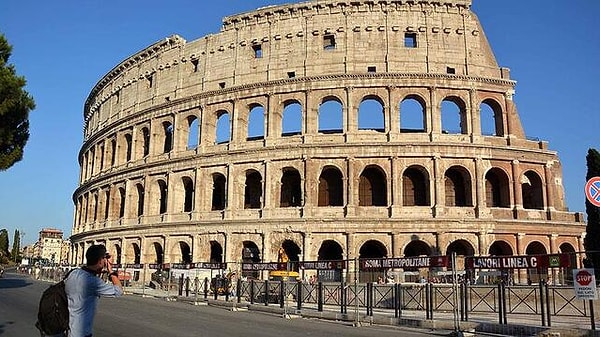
top-left (559, 242), bottom-right (577, 284)
top-left (280, 167), bottom-right (302, 207)
top-left (157, 179), bottom-right (168, 214)
top-left (402, 165), bottom-right (431, 206)
top-left (318, 165), bottom-right (344, 206)
top-left (358, 165), bottom-right (387, 206)
top-left (441, 96), bottom-right (467, 134)
top-left (358, 95), bottom-right (385, 132)
top-left (248, 104), bottom-right (265, 140)
top-left (126, 241), bottom-right (141, 264)
top-left (161, 120), bottom-right (174, 153)
top-left (318, 240), bottom-right (344, 260)
top-left (488, 240), bottom-right (514, 256)
top-left (526, 241), bottom-right (548, 283)
top-left (182, 176), bottom-right (194, 212)
top-left (135, 125), bottom-right (150, 158)
top-left (282, 100), bottom-right (302, 136)
top-left (215, 110), bottom-right (230, 144)
top-left (444, 166), bottom-right (473, 207)
top-left (209, 241), bottom-right (223, 263)
top-left (446, 239), bottom-right (475, 271)
top-left (242, 240), bottom-right (261, 278)
top-left (211, 173), bottom-right (226, 211)
top-left (151, 241), bottom-right (164, 265)
top-left (400, 94), bottom-right (426, 133)
top-left (318, 96), bottom-right (344, 133)
top-left (170, 240), bottom-right (192, 264)
top-left (135, 183), bottom-right (145, 217)
top-left (485, 167), bottom-right (510, 208)
top-left (186, 114), bottom-right (199, 149)
top-left (404, 240), bottom-right (433, 257)
top-left (244, 169), bottom-right (262, 209)
top-left (522, 170), bottom-right (544, 210)
top-left (359, 239), bottom-right (388, 282)
top-left (480, 98), bottom-right (504, 136)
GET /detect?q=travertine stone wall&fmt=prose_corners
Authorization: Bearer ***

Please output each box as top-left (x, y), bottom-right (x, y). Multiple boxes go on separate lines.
top-left (71, 0), bottom-right (584, 283)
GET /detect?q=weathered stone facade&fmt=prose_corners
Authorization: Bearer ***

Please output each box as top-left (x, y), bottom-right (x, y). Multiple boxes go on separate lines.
top-left (72, 0), bottom-right (585, 281)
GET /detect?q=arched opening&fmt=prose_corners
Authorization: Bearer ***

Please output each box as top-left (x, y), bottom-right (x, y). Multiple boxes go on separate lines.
top-left (118, 187), bottom-right (126, 218)
top-left (402, 166), bottom-right (430, 206)
top-left (158, 180), bottom-right (168, 214)
top-left (358, 96), bottom-right (385, 132)
top-left (209, 241), bottom-right (223, 263)
top-left (446, 239), bottom-right (475, 272)
top-left (444, 166), bottom-right (472, 207)
top-left (153, 242), bottom-right (164, 265)
top-left (182, 177), bottom-right (194, 212)
top-left (242, 241), bottom-right (261, 279)
top-left (211, 174), bottom-right (226, 211)
top-left (136, 183), bottom-right (145, 217)
top-left (282, 101), bottom-right (302, 136)
top-left (559, 243), bottom-right (577, 285)
top-left (124, 133), bottom-right (132, 162)
top-left (131, 243), bottom-right (141, 264)
top-left (441, 97), bottom-right (467, 134)
top-left (485, 168), bottom-right (510, 208)
top-left (403, 240), bottom-right (433, 281)
top-left (318, 166), bottom-right (344, 206)
top-left (359, 240), bottom-right (388, 282)
top-left (317, 240), bottom-right (344, 282)
top-left (318, 97), bottom-right (343, 133)
top-left (358, 166), bottom-right (387, 206)
top-left (480, 99), bottom-right (504, 136)
top-left (280, 168), bottom-right (302, 207)
top-left (244, 170), bottom-right (262, 209)
top-left (216, 111), bottom-right (231, 144)
top-left (522, 171), bottom-right (544, 210)
top-left (488, 241), bottom-right (513, 256)
top-left (400, 96), bottom-right (426, 133)
top-left (162, 121), bottom-right (173, 153)
top-left (187, 115), bottom-right (199, 149)
top-left (115, 244), bottom-right (122, 265)
top-left (136, 127), bottom-right (150, 158)
top-left (526, 241), bottom-right (548, 284)
top-left (179, 242), bottom-right (192, 264)
top-left (247, 104), bottom-right (265, 140)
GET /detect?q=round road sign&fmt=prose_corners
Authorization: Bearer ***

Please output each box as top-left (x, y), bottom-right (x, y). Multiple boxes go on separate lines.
top-left (576, 269), bottom-right (593, 286)
top-left (585, 177), bottom-right (600, 207)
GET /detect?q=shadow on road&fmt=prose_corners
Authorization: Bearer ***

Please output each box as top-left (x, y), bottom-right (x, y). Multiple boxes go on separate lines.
top-left (0, 320), bottom-right (15, 336)
top-left (0, 276), bottom-right (33, 289)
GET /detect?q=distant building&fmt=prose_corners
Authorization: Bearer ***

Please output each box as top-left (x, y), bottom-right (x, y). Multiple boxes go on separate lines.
top-left (38, 228), bottom-right (65, 264)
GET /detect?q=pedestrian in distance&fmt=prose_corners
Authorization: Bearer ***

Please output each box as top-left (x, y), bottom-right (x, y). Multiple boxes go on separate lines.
top-left (64, 244), bottom-right (123, 337)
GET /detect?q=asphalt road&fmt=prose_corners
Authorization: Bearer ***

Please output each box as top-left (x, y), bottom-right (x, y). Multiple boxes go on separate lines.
top-left (0, 271), bottom-right (437, 337)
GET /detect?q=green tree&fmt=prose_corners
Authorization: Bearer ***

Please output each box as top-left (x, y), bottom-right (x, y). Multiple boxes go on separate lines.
top-left (10, 229), bottom-right (20, 262)
top-left (0, 33), bottom-right (35, 170)
top-left (0, 229), bottom-right (8, 259)
top-left (584, 148), bottom-right (600, 275)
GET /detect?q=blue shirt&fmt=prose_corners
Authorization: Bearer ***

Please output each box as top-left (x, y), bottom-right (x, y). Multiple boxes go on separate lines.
top-left (64, 268), bottom-right (123, 337)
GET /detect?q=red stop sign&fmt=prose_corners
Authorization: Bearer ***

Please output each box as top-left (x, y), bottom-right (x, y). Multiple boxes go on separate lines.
top-left (576, 270), bottom-right (593, 286)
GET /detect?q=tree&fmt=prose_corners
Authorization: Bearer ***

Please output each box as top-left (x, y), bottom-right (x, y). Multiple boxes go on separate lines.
top-left (11, 229), bottom-right (20, 262)
top-left (0, 229), bottom-right (8, 261)
top-left (583, 148), bottom-right (600, 276)
top-left (0, 33), bottom-right (35, 171)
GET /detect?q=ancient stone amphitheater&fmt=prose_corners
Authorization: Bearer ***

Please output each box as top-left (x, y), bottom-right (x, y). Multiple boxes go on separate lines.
top-left (71, 0), bottom-right (585, 283)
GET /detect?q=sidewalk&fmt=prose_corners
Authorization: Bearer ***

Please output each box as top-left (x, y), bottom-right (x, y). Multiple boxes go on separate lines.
top-left (123, 285), bottom-right (600, 337)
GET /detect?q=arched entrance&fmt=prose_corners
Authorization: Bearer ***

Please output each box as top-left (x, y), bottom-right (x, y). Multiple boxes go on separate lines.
top-left (559, 243), bottom-right (577, 285)
top-left (359, 240), bottom-right (388, 283)
top-left (317, 240), bottom-right (344, 282)
top-left (526, 241), bottom-right (548, 284)
top-left (242, 241), bottom-right (261, 279)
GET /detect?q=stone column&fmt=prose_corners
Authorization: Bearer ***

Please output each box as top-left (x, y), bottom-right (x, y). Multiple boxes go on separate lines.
top-left (512, 160), bottom-right (522, 210)
top-left (429, 86), bottom-right (439, 140)
top-left (345, 157), bottom-right (355, 216)
top-left (433, 155), bottom-right (444, 217)
top-left (516, 233), bottom-right (527, 284)
top-left (549, 234), bottom-right (558, 284)
top-left (544, 161), bottom-right (555, 211)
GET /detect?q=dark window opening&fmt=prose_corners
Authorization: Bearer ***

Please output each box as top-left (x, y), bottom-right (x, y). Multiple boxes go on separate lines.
top-left (147, 75), bottom-right (153, 88)
top-left (125, 134), bottom-right (132, 162)
top-left (252, 44), bottom-right (262, 58)
top-left (446, 67), bottom-right (456, 74)
top-left (324, 34), bottom-right (336, 50)
top-left (183, 178), bottom-right (194, 212)
top-left (244, 171), bottom-right (262, 209)
top-left (118, 188), bottom-right (126, 218)
top-left (318, 167), bottom-right (343, 206)
top-left (287, 71), bottom-right (296, 78)
top-left (403, 167), bottom-right (429, 206)
top-left (191, 59), bottom-right (199, 73)
top-left (358, 167), bottom-right (387, 206)
top-left (219, 82), bottom-right (226, 89)
top-left (404, 33), bottom-right (417, 48)
top-left (211, 174), bottom-right (226, 211)
top-left (280, 169), bottom-right (302, 207)
top-left (158, 180), bottom-right (168, 214)
top-left (367, 66), bottom-right (376, 73)
top-left (142, 128), bottom-right (150, 157)
top-left (136, 184), bottom-right (144, 217)
top-left (163, 122), bottom-right (173, 153)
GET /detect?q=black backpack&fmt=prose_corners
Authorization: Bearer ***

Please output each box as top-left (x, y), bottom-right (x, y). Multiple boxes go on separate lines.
top-left (35, 269), bottom-right (74, 336)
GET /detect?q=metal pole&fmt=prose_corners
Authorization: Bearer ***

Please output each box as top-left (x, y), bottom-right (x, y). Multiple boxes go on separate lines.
top-left (452, 252), bottom-right (459, 332)
top-left (590, 300), bottom-right (596, 330)
top-left (354, 257), bottom-right (359, 326)
top-left (142, 265), bottom-right (146, 297)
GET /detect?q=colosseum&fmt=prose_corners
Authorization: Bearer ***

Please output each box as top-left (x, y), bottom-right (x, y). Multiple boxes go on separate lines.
top-left (71, 0), bottom-right (586, 284)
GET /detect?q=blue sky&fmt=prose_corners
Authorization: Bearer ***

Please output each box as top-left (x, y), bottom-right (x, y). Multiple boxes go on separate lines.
top-left (0, 1), bottom-right (598, 246)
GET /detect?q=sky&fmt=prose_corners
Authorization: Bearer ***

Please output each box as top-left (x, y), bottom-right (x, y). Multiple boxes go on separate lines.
top-left (0, 1), bottom-right (598, 247)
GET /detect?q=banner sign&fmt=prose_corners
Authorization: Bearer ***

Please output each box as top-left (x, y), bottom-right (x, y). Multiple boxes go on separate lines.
top-left (195, 262), bottom-right (227, 270)
top-left (573, 268), bottom-right (598, 300)
top-left (242, 262), bottom-right (283, 271)
top-left (124, 263), bottom-right (144, 269)
top-left (465, 254), bottom-right (570, 269)
top-left (299, 261), bottom-right (345, 270)
top-left (360, 256), bottom-right (448, 269)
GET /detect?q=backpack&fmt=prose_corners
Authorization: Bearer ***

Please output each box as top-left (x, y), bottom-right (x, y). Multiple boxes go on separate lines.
top-left (35, 269), bottom-right (74, 336)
